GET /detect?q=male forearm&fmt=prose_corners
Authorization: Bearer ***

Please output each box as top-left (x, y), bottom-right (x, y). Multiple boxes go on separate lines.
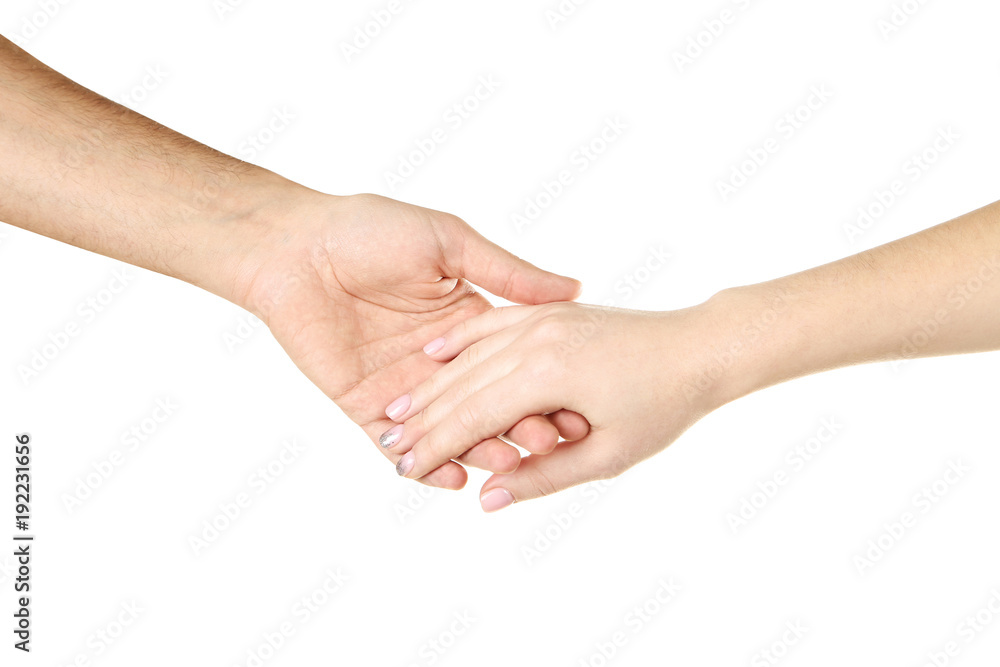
top-left (713, 200), bottom-right (1000, 404)
top-left (0, 36), bottom-right (316, 304)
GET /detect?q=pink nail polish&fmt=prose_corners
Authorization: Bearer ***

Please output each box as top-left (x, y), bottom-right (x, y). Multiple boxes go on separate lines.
top-left (396, 452), bottom-right (415, 477)
top-left (385, 394), bottom-right (411, 421)
top-left (480, 488), bottom-right (514, 513)
top-left (423, 337), bottom-right (446, 355)
top-left (379, 424), bottom-right (403, 449)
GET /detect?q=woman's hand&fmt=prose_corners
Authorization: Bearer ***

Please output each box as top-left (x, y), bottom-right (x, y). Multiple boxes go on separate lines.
top-left (381, 198), bottom-right (1000, 508)
top-left (379, 300), bottom-right (744, 510)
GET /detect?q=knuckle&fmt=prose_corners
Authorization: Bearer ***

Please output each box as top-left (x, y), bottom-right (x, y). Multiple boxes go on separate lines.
top-left (480, 402), bottom-right (508, 435)
top-left (420, 426), bottom-right (455, 466)
top-left (522, 348), bottom-right (565, 384)
top-left (404, 410), bottom-right (429, 442)
top-left (455, 340), bottom-right (485, 370)
top-left (450, 401), bottom-right (482, 441)
top-left (523, 466), bottom-right (560, 499)
top-left (537, 302), bottom-right (572, 317)
top-left (438, 211), bottom-right (466, 228)
top-left (499, 267), bottom-right (520, 303)
top-left (448, 320), bottom-right (471, 346)
top-left (450, 372), bottom-right (483, 412)
top-left (526, 312), bottom-right (572, 345)
top-left (417, 399), bottom-right (446, 435)
top-left (486, 307), bottom-right (512, 333)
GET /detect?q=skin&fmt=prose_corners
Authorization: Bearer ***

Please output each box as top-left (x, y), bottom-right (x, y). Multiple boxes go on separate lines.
top-left (386, 200), bottom-right (1000, 510)
top-left (0, 36), bottom-right (590, 489)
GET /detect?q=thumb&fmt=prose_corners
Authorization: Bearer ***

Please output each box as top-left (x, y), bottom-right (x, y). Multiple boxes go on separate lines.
top-left (447, 219), bottom-right (581, 304)
top-left (477, 434), bottom-right (619, 512)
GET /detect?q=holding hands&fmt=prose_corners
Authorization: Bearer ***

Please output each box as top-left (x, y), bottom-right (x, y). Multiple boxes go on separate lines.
top-left (4, 34), bottom-right (999, 516)
top-left (381, 300), bottom-right (740, 511)
top-left (232, 193), bottom-right (592, 491)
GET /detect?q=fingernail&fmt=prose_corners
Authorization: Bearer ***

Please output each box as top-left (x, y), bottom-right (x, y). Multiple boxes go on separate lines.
top-left (385, 394), bottom-right (411, 421)
top-left (423, 337), bottom-right (446, 355)
top-left (396, 452), bottom-right (415, 477)
top-left (480, 488), bottom-right (515, 513)
top-left (379, 424), bottom-right (403, 449)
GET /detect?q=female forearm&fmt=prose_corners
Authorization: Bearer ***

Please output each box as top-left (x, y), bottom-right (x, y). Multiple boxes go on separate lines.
top-left (385, 201), bottom-right (1000, 503)
top-left (0, 36), bottom-right (314, 303)
top-left (714, 200), bottom-right (1000, 405)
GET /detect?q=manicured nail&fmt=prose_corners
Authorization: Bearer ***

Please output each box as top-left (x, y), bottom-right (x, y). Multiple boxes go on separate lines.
top-left (396, 452), bottom-right (415, 477)
top-left (423, 337), bottom-right (446, 355)
top-left (385, 394), bottom-right (411, 421)
top-left (480, 488), bottom-right (515, 513)
top-left (379, 424), bottom-right (403, 449)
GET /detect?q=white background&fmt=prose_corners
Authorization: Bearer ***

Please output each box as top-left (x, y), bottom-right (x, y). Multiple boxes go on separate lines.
top-left (2, 0), bottom-right (1000, 665)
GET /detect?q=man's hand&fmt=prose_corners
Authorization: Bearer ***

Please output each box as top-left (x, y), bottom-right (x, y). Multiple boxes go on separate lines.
top-left (0, 37), bottom-right (588, 488)
top-left (233, 192), bottom-right (588, 489)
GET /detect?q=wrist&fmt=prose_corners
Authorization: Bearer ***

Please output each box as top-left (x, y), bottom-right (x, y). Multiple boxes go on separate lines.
top-left (196, 175), bottom-right (338, 313)
top-left (692, 282), bottom-right (805, 409)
